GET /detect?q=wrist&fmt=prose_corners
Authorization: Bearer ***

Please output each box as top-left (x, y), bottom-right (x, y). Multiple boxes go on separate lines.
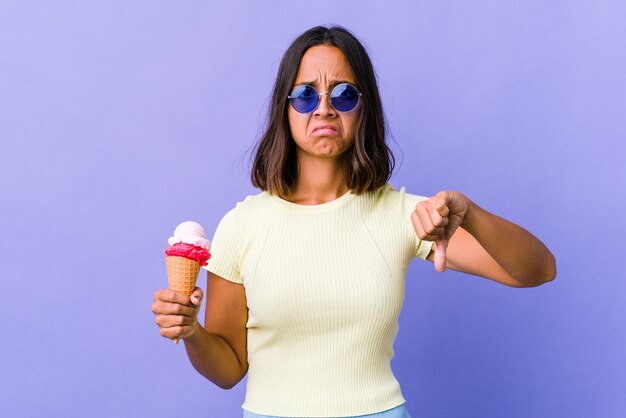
top-left (183, 319), bottom-right (201, 343)
top-left (461, 198), bottom-right (478, 231)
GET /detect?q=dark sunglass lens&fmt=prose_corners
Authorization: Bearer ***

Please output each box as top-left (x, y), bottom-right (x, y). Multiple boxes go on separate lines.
top-left (289, 85), bottom-right (318, 113)
top-left (331, 84), bottom-right (359, 112)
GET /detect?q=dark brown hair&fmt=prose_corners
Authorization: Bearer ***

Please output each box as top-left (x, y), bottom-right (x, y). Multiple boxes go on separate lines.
top-left (250, 25), bottom-right (395, 196)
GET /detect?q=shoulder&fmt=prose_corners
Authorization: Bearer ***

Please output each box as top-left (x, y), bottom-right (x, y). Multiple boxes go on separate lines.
top-left (227, 189), bottom-right (271, 214)
top-left (368, 183), bottom-right (429, 214)
top-left (216, 190), bottom-right (274, 233)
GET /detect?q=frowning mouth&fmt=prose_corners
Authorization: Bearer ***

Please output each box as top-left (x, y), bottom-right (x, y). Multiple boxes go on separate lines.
top-left (312, 124), bottom-right (339, 136)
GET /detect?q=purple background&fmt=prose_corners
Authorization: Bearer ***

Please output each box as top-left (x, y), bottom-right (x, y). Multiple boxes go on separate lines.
top-left (1, 1), bottom-right (625, 417)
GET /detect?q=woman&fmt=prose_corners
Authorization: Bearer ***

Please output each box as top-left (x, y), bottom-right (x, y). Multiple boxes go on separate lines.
top-left (152, 25), bottom-right (556, 418)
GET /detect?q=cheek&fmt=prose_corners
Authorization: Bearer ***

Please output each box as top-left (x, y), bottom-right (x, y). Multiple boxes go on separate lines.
top-left (288, 109), bottom-right (308, 139)
top-left (343, 113), bottom-right (360, 138)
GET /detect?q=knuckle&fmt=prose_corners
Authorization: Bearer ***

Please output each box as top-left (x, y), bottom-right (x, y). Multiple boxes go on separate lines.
top-left (151, 301), bottom-right (162, 314)
top-left (155, 315), bottom-right (166, 327)
top-left (155, 288), bottom-right (170, 300)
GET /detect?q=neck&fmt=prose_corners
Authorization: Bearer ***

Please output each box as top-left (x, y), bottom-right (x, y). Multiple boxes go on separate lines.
top-left (285, 154), bottom-right (349, 205)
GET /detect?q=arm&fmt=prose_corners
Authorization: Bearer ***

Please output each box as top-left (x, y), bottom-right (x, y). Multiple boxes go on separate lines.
top-left (415, 191), bottom-right (556, 287)
top-left (184, 271), bottom-right (249, 389)
top-left (152, 271), bottom-right (248, 389)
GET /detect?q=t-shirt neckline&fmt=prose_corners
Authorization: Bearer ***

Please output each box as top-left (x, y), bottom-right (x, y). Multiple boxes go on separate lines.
top-left (268, 189), bottom-right (356, 213)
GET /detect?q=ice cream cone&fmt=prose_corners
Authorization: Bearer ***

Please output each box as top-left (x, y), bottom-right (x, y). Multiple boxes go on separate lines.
top-left (166, 255), bottom-right (200, 295)
top-left (165, 255), bottom-right (201, 343)
top-left (164, 221), bottom-right (211, 345)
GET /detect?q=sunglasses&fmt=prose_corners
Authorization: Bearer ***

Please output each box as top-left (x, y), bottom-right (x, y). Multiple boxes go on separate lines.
top-left (287, 83), bottom-right (362, 114)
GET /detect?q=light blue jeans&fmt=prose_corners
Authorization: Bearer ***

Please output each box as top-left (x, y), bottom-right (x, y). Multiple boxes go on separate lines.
top-left (242, 403), bottom-right (411, 418)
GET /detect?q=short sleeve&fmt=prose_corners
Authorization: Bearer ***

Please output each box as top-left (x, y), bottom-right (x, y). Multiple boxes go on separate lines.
top-left (202, 207), bottom-right (244, 284)
top-left (400, 187), bottom-right (435, 260)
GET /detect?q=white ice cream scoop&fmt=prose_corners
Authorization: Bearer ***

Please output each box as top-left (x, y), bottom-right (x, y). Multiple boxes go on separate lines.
top-left (167, 221), bottom-right (211, 250)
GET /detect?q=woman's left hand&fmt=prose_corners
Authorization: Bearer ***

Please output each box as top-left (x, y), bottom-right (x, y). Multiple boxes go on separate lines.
top-left (411, 191), bottom-right (471, 272)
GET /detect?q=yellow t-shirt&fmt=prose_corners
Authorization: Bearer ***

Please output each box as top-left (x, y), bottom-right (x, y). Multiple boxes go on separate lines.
top-left (203, 183), bottom-right (433, 417)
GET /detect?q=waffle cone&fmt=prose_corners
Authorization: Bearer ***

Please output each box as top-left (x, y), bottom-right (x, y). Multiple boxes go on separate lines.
top-left (165, 256), bottom-right (201, 295)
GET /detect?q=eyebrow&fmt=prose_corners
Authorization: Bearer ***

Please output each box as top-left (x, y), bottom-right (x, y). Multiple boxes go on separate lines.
top-left (293, 79), bottom-right (354, 87)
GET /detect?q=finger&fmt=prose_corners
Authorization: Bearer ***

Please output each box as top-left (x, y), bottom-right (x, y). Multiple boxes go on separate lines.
top-left (152, 300), bottom-right (196, 317)
top-left (435, 192), bottom-right (450, 217)
top-left (434, 238), bottom-right (448, 272)
top-left (155, 313), bottom-right (195, 328)
top-left (159, 324), bottom-right (195, 340)
top-left (412, 210), bottom-right (437, 241)
top-left (190, 287), bottom-right (203, 306)
top-left (428, 201), bottom-right (449, 230)
top-left (154, 288), bottom-right (192, 305)
top-left (411, 210), bottom-right (426, 239)
top-left (414, 204), bottom-right (445, 240)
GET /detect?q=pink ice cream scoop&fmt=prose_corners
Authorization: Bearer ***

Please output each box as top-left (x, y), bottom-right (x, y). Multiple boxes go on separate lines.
top-left (164, 221), bottom-right (211, 265)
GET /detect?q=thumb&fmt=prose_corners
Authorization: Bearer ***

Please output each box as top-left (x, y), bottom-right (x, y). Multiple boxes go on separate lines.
top-left (434, 239), bottom-right (448, 273)
top-left (190, 287), bottom-right (203, 306)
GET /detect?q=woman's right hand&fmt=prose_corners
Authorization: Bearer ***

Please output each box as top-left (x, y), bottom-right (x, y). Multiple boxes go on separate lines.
top-left (151, 288), bottom-right (203, 342)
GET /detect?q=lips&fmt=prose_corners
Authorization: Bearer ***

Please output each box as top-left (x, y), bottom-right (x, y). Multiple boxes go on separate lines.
top-left (312, 124), bottom-right (339, 136)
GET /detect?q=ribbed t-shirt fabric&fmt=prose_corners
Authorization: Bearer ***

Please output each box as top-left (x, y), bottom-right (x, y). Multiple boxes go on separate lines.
top-left (202, 183), bottom-right (433, 417)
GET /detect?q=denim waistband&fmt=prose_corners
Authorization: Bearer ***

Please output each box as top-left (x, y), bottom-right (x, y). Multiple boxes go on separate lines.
top-left (242, 402), bottom-right (411, 418)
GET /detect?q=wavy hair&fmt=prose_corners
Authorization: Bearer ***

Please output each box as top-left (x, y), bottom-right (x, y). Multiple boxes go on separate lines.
top-left (250, 25), bottom-right (395, 196)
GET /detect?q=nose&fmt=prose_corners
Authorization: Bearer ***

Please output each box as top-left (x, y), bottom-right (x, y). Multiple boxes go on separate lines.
top-left (314, 92), bottom-right (336, 117)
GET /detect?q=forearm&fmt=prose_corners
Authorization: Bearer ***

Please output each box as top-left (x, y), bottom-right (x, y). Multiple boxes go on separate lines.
top-left (461, 200), bottom-right (557, 286)
top-left (182, 323), bottom-right (246, 390)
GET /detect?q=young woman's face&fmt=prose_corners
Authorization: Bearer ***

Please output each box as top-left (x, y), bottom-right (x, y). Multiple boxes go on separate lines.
top-left (287, 45), bottom-right (362, 159)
